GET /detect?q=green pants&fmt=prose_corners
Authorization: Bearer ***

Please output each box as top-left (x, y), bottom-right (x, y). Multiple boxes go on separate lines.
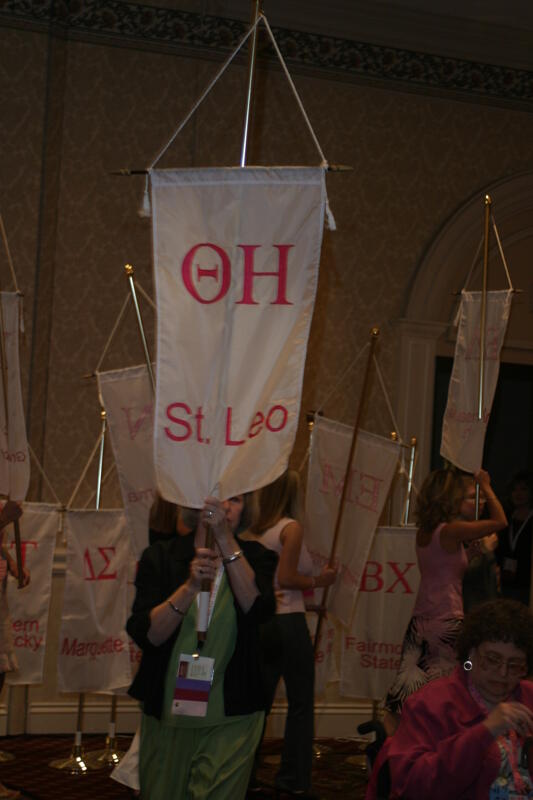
top-left (140, 711), bottom-right (264, 800)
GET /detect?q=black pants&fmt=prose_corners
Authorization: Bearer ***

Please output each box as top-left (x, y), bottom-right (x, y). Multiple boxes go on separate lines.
top-left (261, 612), bottom-right (315, 792)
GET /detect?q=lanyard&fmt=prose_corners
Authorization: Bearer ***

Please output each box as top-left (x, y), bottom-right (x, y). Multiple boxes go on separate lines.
top-left (509, 512), bottom-right (533, 554)
top-left (196, 562), bottom-right (224, 627)
top-left (469, 678), bottom-right (528, 794)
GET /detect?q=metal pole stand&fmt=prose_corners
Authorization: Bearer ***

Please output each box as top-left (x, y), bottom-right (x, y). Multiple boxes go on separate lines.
top-left (85, 696), bottom-right (126, 767)
top-left (49, 694), bottom-right (105, 773)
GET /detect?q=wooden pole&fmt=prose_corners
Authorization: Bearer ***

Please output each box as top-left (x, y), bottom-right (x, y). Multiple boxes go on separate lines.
top-left (0, 293), bottom-right (23, 586)
top-left (402, 437), bottom-right (417, 526)
top-left (314, 327), bottom-right (380, 652)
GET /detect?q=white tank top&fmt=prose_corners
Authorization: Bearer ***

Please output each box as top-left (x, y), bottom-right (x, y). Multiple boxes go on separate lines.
top-left (260, 517), bottom-right (314, 614)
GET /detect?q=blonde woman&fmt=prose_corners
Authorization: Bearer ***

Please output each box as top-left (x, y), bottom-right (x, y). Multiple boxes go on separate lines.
top-left (243, 470), bottom-right (336, 797)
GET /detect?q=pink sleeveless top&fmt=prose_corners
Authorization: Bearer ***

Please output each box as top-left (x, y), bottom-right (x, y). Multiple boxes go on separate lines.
top-left (411, 522), bottom-right (468, 620)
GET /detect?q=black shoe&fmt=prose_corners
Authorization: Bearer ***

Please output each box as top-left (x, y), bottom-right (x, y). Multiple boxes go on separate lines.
top-left (275, 781), bottom-right (319, 800)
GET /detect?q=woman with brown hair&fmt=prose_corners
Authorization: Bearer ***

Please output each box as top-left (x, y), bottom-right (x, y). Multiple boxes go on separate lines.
top-left (126, 493), bottom-right (277, 800)
top-left (383, 468), bottom-right (507, 734)
top-left (367, 599), bottom-right (533, 799)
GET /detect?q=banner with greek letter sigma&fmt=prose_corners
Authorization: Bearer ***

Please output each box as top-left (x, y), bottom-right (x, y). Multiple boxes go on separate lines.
top-left (57, 510), bottom-right (131, 692)
top-left (340, 526), bottom-right (419, 699)
top-left (97, 366), bottom-right (154, 558)
top-left (0, 293), bottom-right (30, 501)
top-left (440, 290), bottom-right (512, 473)
top-left (6, 503), bottom-right (59, 685)
top-left (305, 416), bottom-right (401, 627)
top-left (151, 167), bottom-right (326, 507)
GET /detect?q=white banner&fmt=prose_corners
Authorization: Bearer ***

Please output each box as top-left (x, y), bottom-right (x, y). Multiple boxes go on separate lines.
top-left (151, 167), bottom-right (326, 507)
top-left (308, 612), bottom-right (339, 698)
top-left (440, 289), bottom-right (512, 472)
top-left (57, 510), bottom-right (131, 693)
top-left (0, 293), bottom-right (29, 501)
top-left (305, 417), bottom-right (400, 626)
top-left (6, 503), bottom-right (59, 685)
top-left (97, 366), bottom-right (154, 558)
top-left (340, 526), bottom-right (419, 699)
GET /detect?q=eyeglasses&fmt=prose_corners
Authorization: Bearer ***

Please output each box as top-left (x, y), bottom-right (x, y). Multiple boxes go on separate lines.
top-left (478, 648), bottom-right (528, 677)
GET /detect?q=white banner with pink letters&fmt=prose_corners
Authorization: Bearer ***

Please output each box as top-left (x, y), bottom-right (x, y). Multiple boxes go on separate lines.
top-left (57, 510), bottom-right (131, 692)
top-left (0, 293), bottom-right (30, 501)
top-left (151, 167), bottom-right (326, 507)
top-left (340, 526), bottom-right (419, 699)
top-left (440, 289), bottom-right (512, 473)
top-left (305, 416), bottom-right (401, 627)
top-left (97, 365), bottom-right (154, 558)
top-left (6, 503), bottom-right (59, 685)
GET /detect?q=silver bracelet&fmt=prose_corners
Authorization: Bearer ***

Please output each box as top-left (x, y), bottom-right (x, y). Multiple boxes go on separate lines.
top-left (222, 549), bottom-right (243, 566)
top-left (167, 599), bottom-right (185, 615)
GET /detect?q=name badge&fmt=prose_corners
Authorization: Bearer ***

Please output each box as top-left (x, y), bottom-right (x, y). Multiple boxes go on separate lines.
top-left (503, 558), bottom-right (518, 575)
top-left (172, 654), bottom-right (215, 717)
top-left (490, 777), bottom-right (509, 800)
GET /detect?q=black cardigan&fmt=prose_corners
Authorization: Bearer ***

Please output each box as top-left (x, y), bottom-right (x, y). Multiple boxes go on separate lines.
top-left (127, 533), bottom-right (277, 720)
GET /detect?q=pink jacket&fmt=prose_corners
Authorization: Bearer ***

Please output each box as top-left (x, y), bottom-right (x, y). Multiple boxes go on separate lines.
top-left (366, 666), bottom-right (533, 799)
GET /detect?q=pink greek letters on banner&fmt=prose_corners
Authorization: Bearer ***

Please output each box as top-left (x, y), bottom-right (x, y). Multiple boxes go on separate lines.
top-left (6, 504), bottom-right (58, 686)
top-left (181, 242), bottom-right (294, 306)
top-left (151, 167), bottom-right (326, 507)
top-left (57, 510), bottom-right (131, 693)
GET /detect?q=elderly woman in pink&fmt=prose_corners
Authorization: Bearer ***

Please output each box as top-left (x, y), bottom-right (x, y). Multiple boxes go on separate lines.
top-left (367, 599), bottom-right (533, 800)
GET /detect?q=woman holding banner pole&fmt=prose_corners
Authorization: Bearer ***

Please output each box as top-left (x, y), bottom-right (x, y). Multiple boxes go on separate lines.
top-left (127, 492), bottom-right (277, 800)
top-left (244, 470), bottom-right (337, 797)
top-left (383, 468), bottom-right (506, 735)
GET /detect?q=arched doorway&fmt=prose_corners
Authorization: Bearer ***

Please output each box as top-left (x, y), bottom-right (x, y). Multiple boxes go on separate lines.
top-left (394, 170), bottom-right (533, 488)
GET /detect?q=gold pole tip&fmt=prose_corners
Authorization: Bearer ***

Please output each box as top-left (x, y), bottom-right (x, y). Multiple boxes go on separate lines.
top-left (124, 264), bottom-right (134, 276)
top-left (370, 326), bottom-right (380, 338)
top-left (484, 194), bottom-right (492, 206)
top-left (410, 436), bottom-right (417, 446)
top-left (100, 409), bottom-right (107, 420)
top-left (390, 431), bottom-right (398, 441)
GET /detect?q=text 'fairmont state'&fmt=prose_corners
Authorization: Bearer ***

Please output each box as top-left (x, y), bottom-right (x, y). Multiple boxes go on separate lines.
top-left (344, 637), bottom-right (402, 670)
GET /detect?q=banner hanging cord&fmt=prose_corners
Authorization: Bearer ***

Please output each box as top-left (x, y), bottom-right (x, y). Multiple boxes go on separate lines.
top-left (93, 280), bottom-right (154, 376)
top-left (148, 18), bottom-right (261, 170)
top-left (462, 234), bottom-right (484, 294)
top-left (373, 355), bottom-right (404, 445)
top-left (491, 215), bottom-right (514, 290)
top-left (260, 14), bottom-right (328, 168)
top-left (316, 341), bottom-right (369, 415)
top-left (297, 342), bottom-right (369, 475)
top-left (66, 431), bottom-right (103, 509)
top-left (135, 280), bottom-right (156, 311)
top-left (28, 444), bottom-right (62, 506)
top-left (0, 215), bottom-right (20, 294)
top-left (94, 293), bottom-right (132, 374)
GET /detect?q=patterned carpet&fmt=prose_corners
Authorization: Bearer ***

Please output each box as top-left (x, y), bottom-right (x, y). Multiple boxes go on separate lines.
top-left (0, 735), bottom-right (369, 799)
